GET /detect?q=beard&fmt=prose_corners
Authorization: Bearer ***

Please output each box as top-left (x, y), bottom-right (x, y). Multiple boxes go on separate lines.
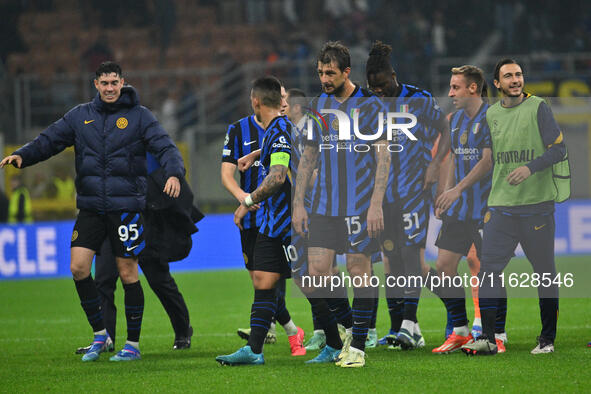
top-left (323, 80), bottom-right (345, 96)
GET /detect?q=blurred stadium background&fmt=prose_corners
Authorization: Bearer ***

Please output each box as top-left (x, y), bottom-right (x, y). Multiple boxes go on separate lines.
top-left (2, 0), bottom-right (591, 209)
top-left (0, 2), bottom-right (590, 391)
top-left (0, 0), bottom-right (590, 279)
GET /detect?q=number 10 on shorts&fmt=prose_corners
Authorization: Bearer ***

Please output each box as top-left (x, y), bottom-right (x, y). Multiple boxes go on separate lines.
top-left (283, 244), bottom-right (298, 263)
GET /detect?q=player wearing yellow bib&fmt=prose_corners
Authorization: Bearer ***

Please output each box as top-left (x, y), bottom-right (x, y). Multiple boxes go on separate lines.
top-left (462, 58), bottom-right (570, 356)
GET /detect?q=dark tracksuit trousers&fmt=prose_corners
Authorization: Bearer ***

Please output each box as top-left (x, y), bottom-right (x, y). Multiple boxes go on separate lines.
top-left (479, 210), bottom-right (558, 342)
top-left (95, 239), bottom-right (190, 343)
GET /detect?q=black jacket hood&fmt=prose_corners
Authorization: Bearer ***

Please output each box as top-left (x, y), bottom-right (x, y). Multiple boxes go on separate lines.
top-left (92, 85), bottom-right (140, 113)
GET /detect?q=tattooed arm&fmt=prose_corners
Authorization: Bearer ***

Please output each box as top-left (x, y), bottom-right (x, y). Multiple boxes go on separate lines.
top-left (294, 145), bottom-right (318, 207)
top-left (367, 138), bottom-right (390, 238)
top-left (235, 163), bottom-right (288, 230)
top-left (293, 145), bottom-right (319, 235)
top-left (248, 164), bottom-right (288, 204)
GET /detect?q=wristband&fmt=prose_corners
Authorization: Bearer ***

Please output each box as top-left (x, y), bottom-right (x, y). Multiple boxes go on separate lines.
top-left (244, 194), bottom-right (254, 208)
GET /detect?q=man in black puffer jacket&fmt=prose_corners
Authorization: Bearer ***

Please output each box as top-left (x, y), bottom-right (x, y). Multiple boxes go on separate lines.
top-left (0, 61), bottom-right (184, 362)
top-left (75, 154), bottom-right (204, 354)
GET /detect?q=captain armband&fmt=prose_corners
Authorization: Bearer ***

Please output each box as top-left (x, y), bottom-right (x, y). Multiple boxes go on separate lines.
top-left (270, 152), bottom-right (290, 168)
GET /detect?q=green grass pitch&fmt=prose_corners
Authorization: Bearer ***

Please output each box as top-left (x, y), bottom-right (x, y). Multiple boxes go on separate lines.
top-left (1, 256), bottom-right (589, 392)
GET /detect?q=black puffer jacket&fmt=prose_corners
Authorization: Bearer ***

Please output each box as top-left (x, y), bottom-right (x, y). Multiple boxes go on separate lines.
top-left (15, 86), bottom-right (184, 213)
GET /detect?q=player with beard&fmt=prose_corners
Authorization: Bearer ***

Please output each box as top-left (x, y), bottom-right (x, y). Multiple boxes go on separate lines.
top-left (293, 41), bottom-right (390, 368)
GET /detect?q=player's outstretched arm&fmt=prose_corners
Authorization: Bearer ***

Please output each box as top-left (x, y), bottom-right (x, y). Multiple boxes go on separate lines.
top-left (0, 155), bottom-right (23, 169)
top-left (367, 139), bottom-right (390, 238)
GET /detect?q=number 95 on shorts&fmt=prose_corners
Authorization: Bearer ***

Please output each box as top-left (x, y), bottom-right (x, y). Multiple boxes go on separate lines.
top-left (71, 210), bottom-right (146, 258)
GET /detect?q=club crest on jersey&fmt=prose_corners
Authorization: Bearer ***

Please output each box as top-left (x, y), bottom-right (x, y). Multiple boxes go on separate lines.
top-left (460, 131), bottom-right (468, 145)
top-left (116, 117), bottom-right (128, 129)
top-left (331, 117), bottom-right (339, 131)
top-left (472, 123), bottom-right (480, 134)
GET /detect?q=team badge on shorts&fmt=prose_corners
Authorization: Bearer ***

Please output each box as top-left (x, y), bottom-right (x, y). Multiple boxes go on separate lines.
top-left (116, 117), bottom-right (128, 129)
top-left (71, 230), bottom-right (78, 242)
top-left (383, 239), bottom-right (394, 252)
top-left (243, 252), bottom-right (248, 265)
top-left (483, 211), bottom-right (491, 224)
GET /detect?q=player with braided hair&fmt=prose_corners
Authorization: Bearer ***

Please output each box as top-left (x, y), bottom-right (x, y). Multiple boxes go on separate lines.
top-left (366, 41), bottom-right (450, 350)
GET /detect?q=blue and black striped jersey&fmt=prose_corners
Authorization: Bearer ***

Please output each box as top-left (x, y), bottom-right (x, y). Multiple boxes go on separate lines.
top-left (387, 83), bottom-right (445, 203)
top-left (306, 85), bottom-right (386, 217)
top-left (259, 115), bottom-right (293, 238)
top-left (290, 117), bottom-right (313, 210)
top-left (445, 103), bottom-right (492, 222)
top-left (222, 115), bottom-right (265, 230)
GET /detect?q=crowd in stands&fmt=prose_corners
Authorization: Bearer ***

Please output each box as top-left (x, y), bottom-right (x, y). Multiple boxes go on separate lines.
top-left (3, 0), bottom-right (591, 77)
top-left (1, 0), bottom-right (591, 137)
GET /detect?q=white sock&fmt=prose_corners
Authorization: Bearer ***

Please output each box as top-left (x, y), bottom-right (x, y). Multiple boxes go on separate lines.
top-left (314, 329), bottom-right (325, 336)
top-left (349, 346), bottom-right (365, 356)
top-left (473, 317), bottom-right (482, 327)
top-left (94, 329), bottom-right (107, 336)
top-left (414, 322), bottom-right (422, 336)
top-left (400, 319), bottom-right (414, 334)
top-left (269, 322), bottom-right (276, 333)
top-left (126, 340), bottom-right (139, 350)
top-left (283, 320), bottom-right (298, 336)
top-left (495, 332), bottom-right (507, 343)
top-left (453, 325), bottom-right (470, 337)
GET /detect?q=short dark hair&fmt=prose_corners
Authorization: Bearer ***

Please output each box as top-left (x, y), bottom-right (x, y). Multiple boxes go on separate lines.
top-left (317, 41), bottom-right (350, 71)
top-left (95, 61), bottom-right (122, 79)
top-left (287, 88), bottom-right (306, 105)
top-left (366, 41), bottom-right (394, 77)
top-left (493, 58), bottom-right (521, 81)
top-left (251, 76), bottom-right (282, 108)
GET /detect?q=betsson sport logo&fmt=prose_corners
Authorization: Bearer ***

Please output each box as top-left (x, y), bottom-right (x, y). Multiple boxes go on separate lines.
top-left (303, 107), bottom-right (418, 153)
